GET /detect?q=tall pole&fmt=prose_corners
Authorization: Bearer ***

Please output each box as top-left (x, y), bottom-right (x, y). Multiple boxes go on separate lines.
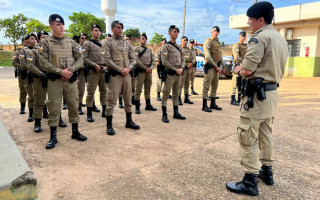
top-left (182, 0), bottom-right (186, 36)
top-left (254, 0), bottom-right (257, 3)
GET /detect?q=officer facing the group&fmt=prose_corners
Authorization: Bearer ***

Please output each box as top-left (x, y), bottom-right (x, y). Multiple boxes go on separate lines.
top-left (102, 20), bottom-right (140, 135)
top-left (155, 38), bottom-right (166, 101)
top-left (179, 36), bottom-right (195, 105)
top-left (189, 39), bottom-right (198, 95)
top-left (133, 33), bottom-right (157, 114)
top-left (77, 32), bottom-right (87, 115)
top-left (226, 2), bottom-right (288, 196)
top-left (82, 24), bottom-right (108, 122)
top-left (202, 26), bottom-right (226, 112)
top-left (230, 31), bottom-right (247, 106)
top-left (39, 14), bottom-right (87, 149)
top-left (161, 25), bottom-right (186, 123)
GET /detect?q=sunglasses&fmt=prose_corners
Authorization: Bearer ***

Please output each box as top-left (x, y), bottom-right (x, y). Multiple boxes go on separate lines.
top-left (80, 37), bottom-right (87, 40)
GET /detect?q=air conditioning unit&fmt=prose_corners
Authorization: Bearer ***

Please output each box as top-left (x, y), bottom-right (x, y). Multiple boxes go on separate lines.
top-left (286, 30), bottom-right (293, 40)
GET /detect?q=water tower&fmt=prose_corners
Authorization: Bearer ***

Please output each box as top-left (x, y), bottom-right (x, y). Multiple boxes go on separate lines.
top-left (101, 0), bottom-right (117, 34)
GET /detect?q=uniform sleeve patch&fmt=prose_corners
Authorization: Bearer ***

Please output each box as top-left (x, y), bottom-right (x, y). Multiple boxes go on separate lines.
top-left (248, 38), bottom-right (259, 49)
top-left (101, 50), bottom-right (105, 55)
top-left (163, 50), bottom-right (167, 56)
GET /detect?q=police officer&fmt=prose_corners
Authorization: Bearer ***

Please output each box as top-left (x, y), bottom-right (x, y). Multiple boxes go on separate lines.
top-left (37, 30), bottom-right (49, 42)
top-left (155, 39), bottom-right (166, 101)
top-left (101, 20), bottom-right (140, 135)
top-left (226, 2), bottom-right (288, 196)
top-left (82, 24), bottom-right (108, 122)
top-left (189, 39), bottom-right (198, 95)
top-left (161, 25), bottom-right (186, 123)
top-left (12, 37), bottom-right (29, 115)
top-left (202, 26), bottom-right (226, 112)
top-left (179, 36), bottom-right (195, 105)
top-left (105, 33), bottom-right (112, 40)
top-left (77, 32), bottom-right (87, 115)
top-left (39, 14), bottom-right (87, 149)
top-left (230, 31), bottom-right (247, 106)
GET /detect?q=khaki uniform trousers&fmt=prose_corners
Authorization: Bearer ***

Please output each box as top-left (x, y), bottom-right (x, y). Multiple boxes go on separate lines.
top-left (202, 68), bottom-right (219, 99)
top-left (179, 68), bottom-right (191, 95)
top-left (135, 72), bottom-right (152, 101)
top-left (157, 77), bottom-right (164, 93)
top-left (32, 78), bottom-right (47, 119)
top-left (161, 74), bottom-right (180, 107)
top-left (190, 67), bottom-right (196, 87)
top-left (86, 71), bottom-right (107, 107)
top-left (18, 74), bottom-right (28, 103)
top-left (106, 74), bottom-right (132, 115)
top-left (26, 80), bottom-right (34, 108)
top-left (46, 79), bottom-right (79, 126)
top-left (230, 74), bottom-right (238, 95)
top-left (77, 69), bottom-right (86, 104)
top-left (119, 75), bottom-right (135, 98)
top-left (237, 116), bottom-right (274, 174)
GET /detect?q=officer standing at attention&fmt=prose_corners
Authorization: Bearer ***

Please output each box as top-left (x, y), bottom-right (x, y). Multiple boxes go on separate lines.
top-left (178, 36), bottom-right (194, 105)
top-left (12, 37), bottom-right (29, 115)
top-left (39, 14), bottom-right (87, 149)
top-left (161, 25), bottom-right (186, 123)
top-left (202, 26), bottom-right (226, 112)
top-left (226, 2), bottom-right (288, 196)
top-left (101, 20), bottom-right (140, 135)
top-left (77, 32), bottom-right (87, 115)
top-left (189, 39), bottom-right (198, 95)
top-left (230, 31), bottom-right (247, 106)
top-left (155, 39), bottom-right (166, 101)
top-left (82, 24), bottom-right (108, 122)
top-left (133, 33), bottom-right (157, 114)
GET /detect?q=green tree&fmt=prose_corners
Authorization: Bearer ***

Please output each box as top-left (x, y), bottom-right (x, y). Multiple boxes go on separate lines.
top-left (150, 33), bottom-right (166, 44)
top-left (0, 13), bottom-right (29, 50)
top-left (68, 12), bottom-right (106, 39)
top-left (123, 28), bottom-right (140, 38)
top-left (26, 19), bottom-right (50, 34)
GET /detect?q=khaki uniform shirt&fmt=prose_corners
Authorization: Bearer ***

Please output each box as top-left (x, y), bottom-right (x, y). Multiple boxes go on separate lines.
top-left (39, 35), bottom-right (83, 74)
top-left (101, 36), bottom-right (136, 73)
top-left (190, 47), bottom-right (197, 66)
top-left (82, 40), bottom-right (104, 67)
top-left (134, 45), bottom-right (155, 70)
top-left (12, 49), bottom-right (22, 69)
top-left (232, 42), bottom-right (247, 64)
top-left (203, 37), bottom-right (225, 68)
top-left (20, 46), bottom-right (43, 76)
top-left (182, 46), bottom-right (195, 67)
top-left (155, 49), bottom-right (161, 63)
top-left (161, 42), bottom-right (185, 71)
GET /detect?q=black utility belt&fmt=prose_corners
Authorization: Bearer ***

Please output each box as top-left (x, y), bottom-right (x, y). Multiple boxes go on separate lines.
top-left (264, 83), bottom-right (277, 91)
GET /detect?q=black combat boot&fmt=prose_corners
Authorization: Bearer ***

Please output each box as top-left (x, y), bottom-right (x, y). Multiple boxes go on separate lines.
top-left (92, 101), bottom-right (100, 112)
top-left (81, 103), bottom-right (85, 107)
top-left (131, 96), bottom-right (135, 104)
top-left (20, 103), bottom-right (26, 114)
top-left (210, 97), bottom-right (222, 110)
top-left (191, 86), bottom-right (198, 95)
top-left (43, 105), bottom-right (49, 119)
top-left (118, 97), bottom-right (124, 108)
top-left (169, 94), bottom-right (172, 99)
top-left (156, 92), bottom-right (161, 101)
top-left (27, 108), bottom-right (34, 122)
top-left (78, 103), bottom-right (84, 115)
top-left (59, 115), bottom-right (67, 127)
top-left (226, 173), bottom-right (259, 196)
top-left (184, 94), bottom-right (194, 104)
top-left (237, 93), bottom-right (241, 105)
top-left (34, 118), bottom-right (42, 133)
top-left (258, 165), bottom-right (274, 185)
top-left (162, 106), bottom-right (169, 123)
top-left (87, 107), bottom-right (94, 122)
top-left (135, 100), bottom-right (141, 114)
top-left (178, 95), bottom-right (183, 106)
top-left (46, 126), bottom-right (58, 149)
top-left (202, 99), bottom-right (212, 112)
top-left (106, 115), bottom-right (115, 135)
top-left (71, 123), bottom-right (87, 141)
top-left (101, 105), bottom-right (106, 118)
top-left (145, 99), bottom-right (157, 111)
top-left (125, 112), bottom-right (140, 130)
top-left (173, 106), bottom-right (186, 120)
top-left (230, 95), bottom-right (239, 106)
top-left (62, 98), bottom-right (67, 110)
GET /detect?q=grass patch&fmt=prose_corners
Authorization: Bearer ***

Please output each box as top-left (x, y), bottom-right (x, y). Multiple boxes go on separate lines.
top-left (0, 51), bottom-right (13, 67)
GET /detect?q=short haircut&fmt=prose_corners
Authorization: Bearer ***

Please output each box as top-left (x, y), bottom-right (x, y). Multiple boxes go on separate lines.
top-left (168, 25), bottom-right (179, 33)
top-left (111, 20), bottom-right (123, 29)
top-left (246, 2), bottom-right (274, 25)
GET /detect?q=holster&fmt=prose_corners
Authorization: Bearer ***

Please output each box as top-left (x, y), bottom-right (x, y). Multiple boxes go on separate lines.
top-left (105, 69), bottom-right (122, 84)
top-left (236, 75), bottom-right (242, 94)
top-left (130, 67), bottom-right (135, 77)
top-left (241, 78), bottom-right (267, 111)
top-left (69, 71), bottom-right (78, 83)
top-left (133, 66), bottom-right (145, 77)
top-left (47, 73), bottom-right (62, 81)
top-left (20, 69), bottom-right (28, 80)
top-left (40, 72), bottom-right (48, 89)
top-left (157, 62), bottom-right (165, 79)
top-left (203, 63), bottom-right (213, 74)
top-left (27, 71), bottom-right (33, 84)
top-left (14, 68), bottom-right (19, 78)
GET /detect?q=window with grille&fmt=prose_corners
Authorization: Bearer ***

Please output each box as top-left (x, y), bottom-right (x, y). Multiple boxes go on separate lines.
top-left (287, 39), bottom-right (301, 57)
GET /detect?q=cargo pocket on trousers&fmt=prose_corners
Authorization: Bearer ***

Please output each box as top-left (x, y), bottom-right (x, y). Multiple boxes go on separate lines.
top-left (237, 123), bottom-right (255, 146)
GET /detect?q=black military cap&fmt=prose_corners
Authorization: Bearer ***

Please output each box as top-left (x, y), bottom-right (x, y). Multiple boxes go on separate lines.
top-left (161, 38), bottom-right (167, 42)
top-left (26, 33), bottom-right (37, 40)
top-left (140, 33), bottom-right (147, 39)
top-left (189, 39), bottom-right (195, 43)
top-left (22, 36), bottom-right (27, 43)
top-left (79, 32), bottom-right (87, 38)
top-left (37, 30), bottom-right (49, 39)
top-left (123, 35), bottom-right (131, 39)
top-left (212, 26), bottom-right (220, 32)
top-left (49, 14), bottom-right (64, 25)
top-left (239, 31), bottom-right (246, 36)
top-left (169, 25), bottom-right (179, 33)
top-left (106, 33), bottom-right (112, 37)
top-left (181, 36), bottom-right (188, 41)
top-left (91, 24), bottom-right (101, 31)
top-left (246, 1), bottom-right (274, 23)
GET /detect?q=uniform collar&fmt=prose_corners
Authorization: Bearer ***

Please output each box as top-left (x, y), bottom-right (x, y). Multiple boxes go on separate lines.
top-left (113, 36), bottom-right (123, 40)
top-left (254, 24), bottom-right (273, 34)
top-left (52, 35), bottom-right (65, 41)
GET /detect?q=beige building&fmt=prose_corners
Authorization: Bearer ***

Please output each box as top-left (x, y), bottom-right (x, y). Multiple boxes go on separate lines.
top-left (229, 1), bottom-right (320, 77)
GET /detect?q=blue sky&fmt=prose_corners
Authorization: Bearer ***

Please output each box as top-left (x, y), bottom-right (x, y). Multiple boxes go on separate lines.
top-left (0, 0), bottom-right (319, 45)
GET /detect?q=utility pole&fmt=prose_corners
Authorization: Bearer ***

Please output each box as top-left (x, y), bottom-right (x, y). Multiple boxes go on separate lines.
top-left (182, 0), bottom-right (186, 36)
top-left (254, 0), bottom-right (257, 3)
